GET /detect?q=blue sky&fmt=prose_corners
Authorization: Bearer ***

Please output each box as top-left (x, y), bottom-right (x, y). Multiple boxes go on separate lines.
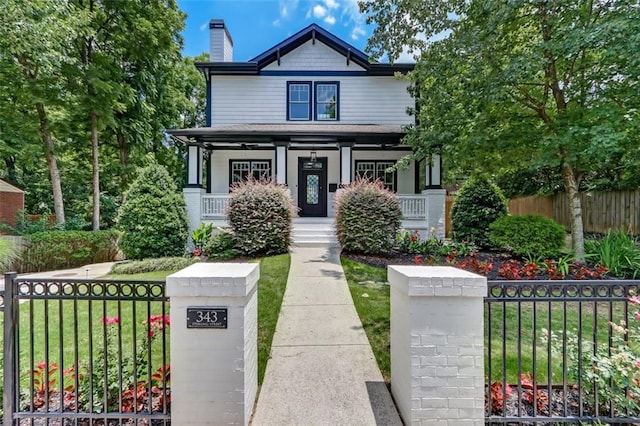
top-left (176, 0), bottom-right (374, 61)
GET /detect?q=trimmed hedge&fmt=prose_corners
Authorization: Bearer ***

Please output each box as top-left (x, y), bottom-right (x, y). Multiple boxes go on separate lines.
top-left (227, 179), bottom-right (295, 256)
top-left (19, 230), bottom-right (119, 273)
top-left (335, 178), bottom-right (402, 255)
top-left (489, 214), bottom-right (566, 258)
top-left (451, 175), bottom-right (508, 248)
top-left (111, 256), bottom-right (199, 275)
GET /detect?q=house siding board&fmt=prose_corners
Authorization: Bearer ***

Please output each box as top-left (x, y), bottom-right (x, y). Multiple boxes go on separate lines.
top-left (352, 150), bottom-right (414, 194)
top-left (262, 39), bottom-right (365, 72)
top-left (211, 76), bottom-right (412, 125)
top-left (209, 150), bottom-right (275, 193)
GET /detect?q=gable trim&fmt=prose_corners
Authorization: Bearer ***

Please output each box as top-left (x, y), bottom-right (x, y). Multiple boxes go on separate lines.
top-left (250, 24), bottom-right (370, 70)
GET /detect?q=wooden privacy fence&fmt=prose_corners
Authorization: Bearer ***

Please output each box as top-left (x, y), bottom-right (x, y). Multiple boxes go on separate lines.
top-left (445, 190), bottom-right (640, 236)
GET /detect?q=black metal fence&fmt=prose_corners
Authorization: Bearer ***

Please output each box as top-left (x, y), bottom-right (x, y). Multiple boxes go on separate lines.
top-left (2, 272), bottom-right (171, 425)
top-left (485, 280), bottom-right (640, 424)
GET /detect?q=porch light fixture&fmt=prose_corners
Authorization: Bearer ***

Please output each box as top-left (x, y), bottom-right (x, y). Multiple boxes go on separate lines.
top-left (310, 149), bottom-right (317, 163)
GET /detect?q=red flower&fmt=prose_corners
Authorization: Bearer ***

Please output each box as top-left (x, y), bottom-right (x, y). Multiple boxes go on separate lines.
top-left (101, 316), bottom-right (119, 325)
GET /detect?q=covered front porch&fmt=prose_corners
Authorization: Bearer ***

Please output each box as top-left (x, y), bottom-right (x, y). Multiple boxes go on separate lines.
top-left (168, 123), bottom-right (446, 241)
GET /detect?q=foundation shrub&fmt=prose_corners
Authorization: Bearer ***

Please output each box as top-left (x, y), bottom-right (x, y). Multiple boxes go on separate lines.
top-left (227, 179), bottom-right (295, 256)
top-left (489, 214), bottom-right (566, 258)
top-left (116, 162), bottom-right (188, 260)
top-left (335, 178), bottom-right (402, 255)
top-left (203, 228), bottom-right (238, 260)
top-left (451, 175), bottom-right (508, 248)
top-left (20, 230), bottom-right (119, 272)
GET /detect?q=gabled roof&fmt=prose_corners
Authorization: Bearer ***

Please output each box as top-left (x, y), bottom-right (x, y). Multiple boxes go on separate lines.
top-left (196, 23), bottom-right (414, 77)
top-left (250, 23), bottom-right (370, 69)
top-left (0, 179), bottom-right (24, 193)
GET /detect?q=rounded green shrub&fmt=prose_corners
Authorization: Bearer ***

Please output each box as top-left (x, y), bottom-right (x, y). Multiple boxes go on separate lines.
top-left (451, 175), bottom-right (508, 248)
top-left (335, 177), bottom-right (402, 255)
top-left (227, 179), bottom-right (295, 256)
top-left (489, 214), bottom-right (566, 258)
top-left (203, 228), bottom-right (238, 260)
top-left (116, 162), bottom-right (188, 260)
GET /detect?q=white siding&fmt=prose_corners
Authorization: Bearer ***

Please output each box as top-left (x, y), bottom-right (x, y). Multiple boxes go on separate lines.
top-left (352, 150), bottom-right (415, 194)
top-left (211, 75), bottom-right (413, 125)
top-left (263, 40), bottom-right (365, 72)
top-left (209, 150), bottom-right (275, 193)
top-left (210, 27), bottom-right (233, 62)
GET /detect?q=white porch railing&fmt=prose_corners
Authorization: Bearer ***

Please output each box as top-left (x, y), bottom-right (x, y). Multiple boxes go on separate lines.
top-left (201, 193), bottom-right (427, 220)
top-left (397, 194), bottom-right (427, 219)
top-left (202, 194), bottom-right (230, 218)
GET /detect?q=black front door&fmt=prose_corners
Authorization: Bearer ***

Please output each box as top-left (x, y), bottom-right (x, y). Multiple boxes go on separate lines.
top-left (298, 157), bottom-right (327, 217)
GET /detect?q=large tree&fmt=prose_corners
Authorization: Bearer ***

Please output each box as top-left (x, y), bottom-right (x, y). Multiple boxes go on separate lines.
top-left (363, 0), bottom-right (640, 257)
top-left (0, 0), bottom-right (81, 224)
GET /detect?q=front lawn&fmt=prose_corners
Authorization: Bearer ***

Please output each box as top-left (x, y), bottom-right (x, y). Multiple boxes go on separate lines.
top-left (0, 254), bottom-right (289, 408)
top-left (341, 257), bottom-right (633, 385)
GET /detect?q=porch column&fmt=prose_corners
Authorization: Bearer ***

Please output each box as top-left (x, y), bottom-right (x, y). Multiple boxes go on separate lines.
top-left (339, 142), bottom-right (353, 186)
top-left (426, 153), bottom-right (442, 189)
top-left (423, 154), bottom-right (446, 240)
top-left (187, 145), bottom-right (203, 187)
top-left (185, 145), bottom-right (204, 245)
top-left (274, 142), bottom-right (288, 185)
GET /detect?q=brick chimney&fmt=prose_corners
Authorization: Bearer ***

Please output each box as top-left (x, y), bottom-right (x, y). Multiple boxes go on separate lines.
top-left (209, 19), bottom-right (233, 62)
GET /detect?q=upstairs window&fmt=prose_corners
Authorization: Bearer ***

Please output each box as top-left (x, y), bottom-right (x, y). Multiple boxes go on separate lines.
top-left (355, 161), bottom-right (396, 192)
top-left (230, 160), bottom-right (271, 184)
top-left (287, 82), bottom-right (311, 121)
top-left (315, 82), bottom-right (339, 121)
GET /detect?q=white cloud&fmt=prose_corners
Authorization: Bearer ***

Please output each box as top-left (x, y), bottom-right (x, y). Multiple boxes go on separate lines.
top-left (272, 19), bottom-right (281, 27)
top-left (324, 15), bottom-right (336, 25)
top-left (313, 4), bottom-right (327, 18)
top-left (279, 0), bottom-right (299, 19)
top-left (324, 0), bottom-right (339, 10)
top-left (199, 22), bottom-right (208, 31)
top-left (350, 24), bottom-right (366, 40)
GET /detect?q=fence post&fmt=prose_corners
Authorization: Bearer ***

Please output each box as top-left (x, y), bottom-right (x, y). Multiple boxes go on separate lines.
top-left (388, 266), bottom-right (486, 425)
top-left (166, 263), bottom-right (259, 425)
top-left (3, 272), bottom-right (16, 426)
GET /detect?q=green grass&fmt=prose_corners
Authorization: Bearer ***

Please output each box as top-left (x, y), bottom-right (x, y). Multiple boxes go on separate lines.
top-left (341, 257), bottom-right (633, 386)
top-left (255, 254), bottom-right (290, 384)
top-left (341, 257), bottom-right (392, 382)
top-left (0, 254), bottom-right (290, 400)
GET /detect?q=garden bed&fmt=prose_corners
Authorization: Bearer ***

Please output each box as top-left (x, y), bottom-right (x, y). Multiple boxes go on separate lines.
top-left (342, 251), bottom-right (613, 281)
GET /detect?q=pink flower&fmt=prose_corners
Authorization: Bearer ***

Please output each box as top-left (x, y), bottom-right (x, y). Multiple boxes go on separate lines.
top-left (630, 296), bottom-right (640, 305)
top-left (101, 316), bottom-right (120, 325)
top-left (636, 360), bottom-right (640, 369)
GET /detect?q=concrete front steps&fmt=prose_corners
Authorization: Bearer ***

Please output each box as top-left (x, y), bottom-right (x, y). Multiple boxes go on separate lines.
top-left (291, 217), bottom-right (339, 247)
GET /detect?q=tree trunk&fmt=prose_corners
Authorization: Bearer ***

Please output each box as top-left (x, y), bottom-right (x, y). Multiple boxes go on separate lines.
top-left (35, 102), bottom-right (65, 225)
top-left (117, 130), bottom-right (129, 191)
top-left (561, 163), bottom-right (585, 258)
top-left (91, 110), bottom-right (100, 231)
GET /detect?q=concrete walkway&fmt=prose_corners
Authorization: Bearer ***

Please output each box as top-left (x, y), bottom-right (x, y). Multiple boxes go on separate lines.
top-left (251, 246), bottom-right (402, 425)
top-left (0, 262), bottom-right (116, 290)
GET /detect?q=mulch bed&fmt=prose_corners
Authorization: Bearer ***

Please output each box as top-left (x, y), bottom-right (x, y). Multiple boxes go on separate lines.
top-left (342, 251), bottom-right (616, 281)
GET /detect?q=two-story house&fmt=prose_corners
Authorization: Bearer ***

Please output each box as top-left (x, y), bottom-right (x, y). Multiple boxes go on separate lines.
top-left (169, 20), bottom-right (445, 244)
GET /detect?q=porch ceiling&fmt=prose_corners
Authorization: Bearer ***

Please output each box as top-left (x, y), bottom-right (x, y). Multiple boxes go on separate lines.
top-left (167, 123), bottom-right (407, 149)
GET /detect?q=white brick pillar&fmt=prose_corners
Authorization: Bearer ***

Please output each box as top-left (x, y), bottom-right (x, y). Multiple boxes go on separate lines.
top-left (167, 263), bottom-right (259, 425)
top-left (183, 187), bottom-right (204, 241)
top-left (422, 188), bottom-right (446, 241)
top-left (388, 266), bottom-right (486, 425)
